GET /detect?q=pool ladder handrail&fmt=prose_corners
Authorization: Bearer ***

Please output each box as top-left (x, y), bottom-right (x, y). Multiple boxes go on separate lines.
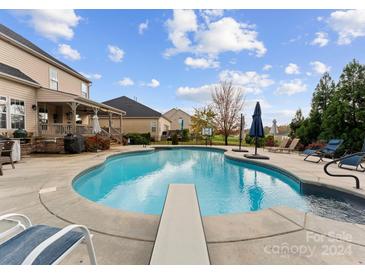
top-left (323, 152), bottom-right (365, 189)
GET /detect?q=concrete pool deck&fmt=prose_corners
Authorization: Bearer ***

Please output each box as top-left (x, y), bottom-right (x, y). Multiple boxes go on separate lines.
top-left (0, 145), bottom-right (364, 264)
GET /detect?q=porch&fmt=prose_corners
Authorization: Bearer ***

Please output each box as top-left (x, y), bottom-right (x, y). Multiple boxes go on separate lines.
top-left (36, 88), bottom-right (125, 141)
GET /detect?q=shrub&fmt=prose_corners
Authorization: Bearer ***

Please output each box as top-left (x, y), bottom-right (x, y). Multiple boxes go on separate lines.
top-left (84, 135), bottom-right (110, 152)
top-left (171, 133), bottom-right (179, 145)
top-left (181, 129), bottom-right (190, 142)
top-left (13, 129), bottom-right (28, 138)
top-left (125, 133), bottom-right (150, 145)
top-left (264, 135), bottom-right (275, 147)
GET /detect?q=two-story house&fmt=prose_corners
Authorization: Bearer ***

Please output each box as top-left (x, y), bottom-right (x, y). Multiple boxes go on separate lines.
top-left (0, 24), bottom-right (124, 138)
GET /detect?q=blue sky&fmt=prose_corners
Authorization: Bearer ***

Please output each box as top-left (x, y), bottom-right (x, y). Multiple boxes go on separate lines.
top-left (1, 9), bottom-right (365, 126)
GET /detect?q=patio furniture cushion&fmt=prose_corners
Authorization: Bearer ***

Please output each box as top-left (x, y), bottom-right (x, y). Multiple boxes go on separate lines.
top-left (303, 149), bottom-right (317, 155)
top-left (0, 224), bottom-right (83, 265)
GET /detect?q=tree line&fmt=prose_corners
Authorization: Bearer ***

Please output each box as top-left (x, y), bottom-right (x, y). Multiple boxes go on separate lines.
top-left (289, 59), bottom-right (365, 151)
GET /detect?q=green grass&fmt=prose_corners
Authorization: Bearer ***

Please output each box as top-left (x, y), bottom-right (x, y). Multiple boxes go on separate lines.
top-left (151, 134), bottom-right (250, 147)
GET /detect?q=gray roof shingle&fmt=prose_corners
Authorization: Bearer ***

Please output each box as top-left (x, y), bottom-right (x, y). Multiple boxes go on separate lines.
top-left (103, 96), bottom-right (162, 118)
top-left (0, 62), bottom-right (39, 85)
top-left (0, 24), bottom-right (89, 82)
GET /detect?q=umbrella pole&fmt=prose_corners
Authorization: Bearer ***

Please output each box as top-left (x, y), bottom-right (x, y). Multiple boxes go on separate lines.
top-left (255, 136), bottom-right (258, 155)
top-left (239, 114), bottom-right (242, 151)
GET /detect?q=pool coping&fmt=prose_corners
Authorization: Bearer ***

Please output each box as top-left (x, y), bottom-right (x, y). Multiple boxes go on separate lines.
top-left (39, 145), bottom-right (365, 243)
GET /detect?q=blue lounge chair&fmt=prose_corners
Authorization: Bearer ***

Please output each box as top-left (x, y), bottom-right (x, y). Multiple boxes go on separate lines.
top-left (338, 139), bottom-right (365, 172)
top-left (0, 213), bottom-right (97, 265)
top-left (303, 139), bottom-right (343, 163)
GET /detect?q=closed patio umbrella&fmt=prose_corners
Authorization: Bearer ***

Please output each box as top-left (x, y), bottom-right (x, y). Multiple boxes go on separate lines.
top-left (92, 114), bottom-right (102, 134)
top-left (270, 119), bottom-right (278, 136)
top-left (244, 102), bottom-right (269, 159)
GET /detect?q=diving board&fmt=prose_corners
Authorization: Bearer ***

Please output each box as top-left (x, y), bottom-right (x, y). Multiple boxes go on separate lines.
top-left (150, 184), bottom-right (210, 265)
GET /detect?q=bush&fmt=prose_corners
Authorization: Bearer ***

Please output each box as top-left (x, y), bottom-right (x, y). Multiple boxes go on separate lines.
top-left (264, 135), bottom-right (275, 147)
top-left (13, 129), bottom-right (28, 138)
top-left (245, 135), bottom-right (265, 147)
top-left (171, 133), bottom-right (179, 145)
top-left (125, 133), bottom-right (150, 145)
top-left (181, 129), bottom-right (190, 141)
top-left (84, 135), bottom-right (111, 152)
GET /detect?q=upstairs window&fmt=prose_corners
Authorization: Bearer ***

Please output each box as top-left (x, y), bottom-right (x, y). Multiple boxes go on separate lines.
top-left (81, 82), bottom-right (88, 98)
top-left (49, 67), bottom-right (58, 90)
top-left (178, 118), bottom-right (184, 129)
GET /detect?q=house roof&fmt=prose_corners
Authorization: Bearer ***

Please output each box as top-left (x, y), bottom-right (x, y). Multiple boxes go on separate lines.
top-left (164, 108), bottom-right (192, 118)
top-left (103, 96), bottom-right (163, 118)
top-left (0, 62), bottom-right (40, 86)
top-left (0, 24), bottom-right (90, 83)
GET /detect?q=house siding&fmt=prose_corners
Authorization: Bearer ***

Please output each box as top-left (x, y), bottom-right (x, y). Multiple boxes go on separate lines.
top-left (164, 109), bottom-right (191, 130)
top-left (0, 78), bottom-right (37, 135)
top-left (0, 39), bottom-right (87, 96)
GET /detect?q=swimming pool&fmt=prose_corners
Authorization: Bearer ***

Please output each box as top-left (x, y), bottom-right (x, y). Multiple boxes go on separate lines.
top-left (73, 147), bottom-right (365, 223)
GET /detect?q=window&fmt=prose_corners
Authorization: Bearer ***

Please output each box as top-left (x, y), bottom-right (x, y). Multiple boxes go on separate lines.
top-left (81, 82), bottom-right (88, 98)
top-left (38, 104), bottom-right (48, 124)
top-left (151, 121), bottom-right (157, 133)
top-left (0, 96), bottom-right (7, 129)
top-left (164, 124), bottom-right (169, 131)
top-left (178, 118), bottom-right (184, 129)
top-left (10, 99), bottom-right (25, 129)
top-left (49, 67), bottom-right (58, 90)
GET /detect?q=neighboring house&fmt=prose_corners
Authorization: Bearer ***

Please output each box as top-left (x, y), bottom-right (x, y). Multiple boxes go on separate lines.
top-left (0, 24), bottom-right (124, 138)
top-left (163, 108), bottom-right (191, 131)
top-left (101, 96), bottom-right (171, 141)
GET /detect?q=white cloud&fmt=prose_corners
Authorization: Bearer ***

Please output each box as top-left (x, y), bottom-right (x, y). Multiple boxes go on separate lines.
top-left (195, 17), bottom-right (267, 57)
top-left (165, 10), bottom-right (266, 58)
top-left (184, 57), bottom-right (219, 69)
top-left (276, 79), bottom-right (307, 96)
top-left (311, 32), bottom-right (329, 47)
top-left (176, 84), bottom-right (216, 103)
top-left (15, 10), bottom-right (81, 41)
top-left (165, 10), bottom-right (198, 56)
top-left (219, 70), bottom-right (274, 94)
top-left (118, 77), bottom-right (134, 86)
top-left (107, 45), bottom-right (124, 62)
top-left (81, 72), bottom-right (102, 80)
top-left (328, 10), bottom-right (365, 45)
top-left (138, 20), bottom-right (149, 35)
top-left (285, 63), bottom-right (300, 75)
top-left (57, 44), bottom-right (80, 60)
top-left (262, 64), bottom-right (272, 71)
top-left (310, 61), bottom-right (331, 74)
top-left (200, 9), bottom-right (224, 23)
top-left (146, 79), bottom-right (160, 88)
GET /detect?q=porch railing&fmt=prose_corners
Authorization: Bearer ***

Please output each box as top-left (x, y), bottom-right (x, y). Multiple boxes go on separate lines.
top-left (39, 123), bottom-right (94, 136)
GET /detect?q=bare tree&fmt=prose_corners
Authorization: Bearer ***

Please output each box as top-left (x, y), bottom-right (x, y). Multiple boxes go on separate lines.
top-left (211, 81), bottom-right (245, 145)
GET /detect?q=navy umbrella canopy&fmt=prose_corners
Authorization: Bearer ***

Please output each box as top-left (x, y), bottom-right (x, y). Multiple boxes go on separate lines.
top-left (249, 102), bottom-right (265, 138)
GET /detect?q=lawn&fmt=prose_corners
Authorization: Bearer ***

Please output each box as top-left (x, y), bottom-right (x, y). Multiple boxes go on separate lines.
top-left (151, 135), bottom-right (248, 146)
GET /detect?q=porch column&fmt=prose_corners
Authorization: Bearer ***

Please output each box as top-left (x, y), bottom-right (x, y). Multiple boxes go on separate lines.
top-left (68, 102), bottom-right (79, 134)
top-left (119, 114), bottom-right (123, 134)
top-left (108, 112), bottom-right (113, 133)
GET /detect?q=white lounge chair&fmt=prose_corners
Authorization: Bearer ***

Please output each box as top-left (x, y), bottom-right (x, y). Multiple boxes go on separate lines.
top-left (0, 213), bottom-right (97, 265)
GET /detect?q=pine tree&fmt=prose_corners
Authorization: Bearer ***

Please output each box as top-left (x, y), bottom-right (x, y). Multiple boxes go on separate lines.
top-left (289, 109), bottom-right (304, 138)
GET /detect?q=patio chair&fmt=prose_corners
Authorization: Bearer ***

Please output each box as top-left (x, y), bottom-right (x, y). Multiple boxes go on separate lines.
top-left (265, 138), bottom-right (289, 152)
top-left (273, 138), bottom-right (300, 154)
top-left (338, 138), bottom-right (365, 172)
top-left (0, 213), bottom-right (97, 265)
top-left (0, 140), bottom-right (15, 169)
top-left (303, 139), bottom-right (344, 163)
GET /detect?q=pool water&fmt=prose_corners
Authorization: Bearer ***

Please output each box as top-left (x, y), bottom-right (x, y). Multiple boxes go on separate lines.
top-left (74, 148), bottom-right (365, 223)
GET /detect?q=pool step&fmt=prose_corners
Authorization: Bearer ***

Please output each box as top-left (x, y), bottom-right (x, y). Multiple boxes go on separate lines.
top-left (150, 184), bottom-right (210, 265)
